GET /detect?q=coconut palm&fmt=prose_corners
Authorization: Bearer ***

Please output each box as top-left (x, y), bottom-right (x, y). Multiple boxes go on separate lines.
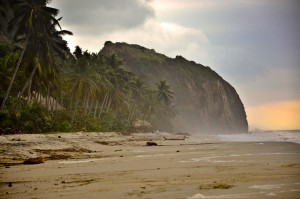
top-left (18, 23), bottom-right (72, 100)
top-left (1, 0), bottom-right (61, 109)
top-left (127, 78), bottom-right (147, 125)
top-left (156, 80), bottom-right (174, 105)
top-left (102, 54), bottom-right (126, 114)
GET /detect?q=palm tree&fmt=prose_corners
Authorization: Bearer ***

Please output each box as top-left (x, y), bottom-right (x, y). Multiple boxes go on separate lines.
top-left (127, 78), bottom-right (147, 125)
top-left (18, 23), bottom-right (72, 100)
top-left (142, 90), bottom-right (158, 121)
top-left (1, 0), bottom-right (61, 109)
top-left (102, 54), bottom-right (125, 114)
top-left (154, 80), bottom-right (176, 131)
top-left (156, 80), bottom-right (174, 105)
top-left (0, 43), bottom-right (18, 91)
top-left (67, 49), bottom-right (101, 122)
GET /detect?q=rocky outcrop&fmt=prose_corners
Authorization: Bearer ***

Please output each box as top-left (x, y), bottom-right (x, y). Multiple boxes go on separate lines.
top-left (99, 41), bottom-right (248, 134)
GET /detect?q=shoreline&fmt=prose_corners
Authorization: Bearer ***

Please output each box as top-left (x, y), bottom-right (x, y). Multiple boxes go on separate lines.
top-left (1, 132), bottom-right (300, 198)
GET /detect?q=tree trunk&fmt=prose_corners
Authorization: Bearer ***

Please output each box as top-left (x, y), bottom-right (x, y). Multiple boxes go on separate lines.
top-left (128, 102), bottom-right (136, 126)
top-left (98, 92), bottom-right (108, 119)
top-left (1, 34), bottom-right (29, 110)
top-left (18, 61), bottom-right (38, 99)
top-left (93, 100), bottom-right (99, 118)
top-left (70, 97), bottom-right (73, 111)
top-left (71, 99), bottom-right (79, 124)
top-left (46, 85), bottom-right (50, 110)
top-left (106, 94), bottom-right (112, 113)
top-left (38, 86), bottom-right (42, 105)
top-left (85, 93), bottom-right (90, 115)
top-left (26, 77), bottom-right (32, 102)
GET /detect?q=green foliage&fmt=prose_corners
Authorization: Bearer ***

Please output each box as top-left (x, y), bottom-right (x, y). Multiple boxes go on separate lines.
top-left (0, 2), bottom-right (177, 134)
top-left (0, 92), bottom-right (51, 133)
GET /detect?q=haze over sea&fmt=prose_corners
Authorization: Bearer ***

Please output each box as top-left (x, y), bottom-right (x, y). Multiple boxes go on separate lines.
top-left (216, 130), bottom-right (300, 144)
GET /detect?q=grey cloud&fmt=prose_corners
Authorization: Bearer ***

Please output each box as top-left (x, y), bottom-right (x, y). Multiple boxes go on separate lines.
top-left (175, 0), bottom-right (300, 78)
top-left (52, 0), bottom-right (154, 35)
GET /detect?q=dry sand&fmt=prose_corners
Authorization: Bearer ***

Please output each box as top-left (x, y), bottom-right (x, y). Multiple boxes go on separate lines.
top-left (0, 132), bottom-right (299, 199)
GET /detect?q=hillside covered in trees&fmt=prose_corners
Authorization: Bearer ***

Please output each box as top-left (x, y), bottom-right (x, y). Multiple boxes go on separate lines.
top-left (0, 0), bottom-right (176, 133)
top-left (0, 0), bottom-right (247, 134)
top-left (100, 42), bottom-right (248, 133)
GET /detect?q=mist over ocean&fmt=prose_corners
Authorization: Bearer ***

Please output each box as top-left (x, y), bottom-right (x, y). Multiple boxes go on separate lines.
top-left (216, 130), bottom-right (300, 144)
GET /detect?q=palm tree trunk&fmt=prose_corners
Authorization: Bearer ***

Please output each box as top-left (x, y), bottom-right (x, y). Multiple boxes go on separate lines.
top-left (93, 100), bottom-right (99, 118)
top-left (51, 97), bottom-right (54, 112)
top-left (71, 99), bottom-right (79, 124)
top-left (38, 86), bottom-right (42, 104)
top-left (70, 97), bottom-right (73, 111)
top-left (98, 92), bottom-right (108, 119)
top-left (83, 92), bottom-right (89, 114)
top-left (86, 93), bottom-right (90, 114)
top-left (61, 94), bottom-right (64, 109)
top-left (127, 103), bottom-right (133, 124)
top-left (128, 102), bottom-right (136, 126)
top-left (46, 85), bottom-right (50, 110)
top-left (1, 34), bottom-right (29, 110)
top-left (27, 77), bottom-right (32, 102)
top-left (106, 94), bottom-right (112, 113)
top-left (18, 62), bottom-right (38, 99)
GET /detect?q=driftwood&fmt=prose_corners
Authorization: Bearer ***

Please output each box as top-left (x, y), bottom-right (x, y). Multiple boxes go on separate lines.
top-left (23, 157), bottom-right (44, 164)
top-left (163, 135), bottom-right (187, 141)
top-left (146, 141), bottom-right (158, 146)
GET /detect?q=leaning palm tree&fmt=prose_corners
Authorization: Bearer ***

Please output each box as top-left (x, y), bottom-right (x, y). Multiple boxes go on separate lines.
top-left (1, 0), bottom-right (61, 109)
top-left (18, 23), bottom-right (72, 100)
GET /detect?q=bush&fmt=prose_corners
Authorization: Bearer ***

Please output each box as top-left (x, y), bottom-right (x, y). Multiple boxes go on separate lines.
top-left (0, 93), bottom-right (52, 134)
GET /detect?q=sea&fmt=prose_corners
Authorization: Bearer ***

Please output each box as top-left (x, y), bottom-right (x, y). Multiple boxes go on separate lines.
top-left (216, 130), bottom-right (300, 144)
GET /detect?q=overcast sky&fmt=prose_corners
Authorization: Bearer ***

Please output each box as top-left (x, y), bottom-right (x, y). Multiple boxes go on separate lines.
top-left (51, 0), bottom-right (300, 130)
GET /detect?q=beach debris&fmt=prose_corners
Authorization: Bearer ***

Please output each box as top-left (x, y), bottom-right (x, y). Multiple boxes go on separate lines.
top-left (199, 182), bottom-right (233, 190)
top-left (11, 138), bottom-right (25, 141)
top-left (96, 141), bottom-right (109, 145)
top-left (23, 157), bottom-right (44, 164)
top-left (8, 182), bottom-right (12, 187)
top-left (46, 154), bottom-right (71, 160)
top-left (115, 149), bottom-right (122, 152)
top-left (95, 140), bottom-right (121, 146)
top-left (146, 141), bottom-right (158, 146)
top-left (176, 150), bottom-right (180, 152)
top-left (163, 135), bottom-right (186, 140)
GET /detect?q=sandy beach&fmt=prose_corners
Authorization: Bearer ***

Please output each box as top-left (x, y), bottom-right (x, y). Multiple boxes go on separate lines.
top-left (0, 132), bottom-right (300, 199)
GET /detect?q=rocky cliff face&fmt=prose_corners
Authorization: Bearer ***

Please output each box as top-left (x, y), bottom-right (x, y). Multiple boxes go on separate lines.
top-left (100, 41), bottom-right (248, 134)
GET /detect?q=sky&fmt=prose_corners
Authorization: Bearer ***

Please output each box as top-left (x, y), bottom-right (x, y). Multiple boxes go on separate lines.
top-left (50, 0), bottom-right (300, 130)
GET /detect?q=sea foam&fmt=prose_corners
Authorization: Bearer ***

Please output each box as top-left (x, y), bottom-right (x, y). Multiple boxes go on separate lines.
top-left (216, 130), bottom-right (300, 144)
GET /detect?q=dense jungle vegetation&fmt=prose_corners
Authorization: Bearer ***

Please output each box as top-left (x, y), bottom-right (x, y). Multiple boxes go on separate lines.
top-left (0, 0), bottom-right (176, 134)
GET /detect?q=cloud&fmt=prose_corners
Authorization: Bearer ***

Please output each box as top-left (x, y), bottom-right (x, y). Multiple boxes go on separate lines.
top-left (51, 0), bottom-right (154, 35)
top-left (106, 20), bottom-right (209, 55)
top-left (70, 19), bottom-right (210, 58)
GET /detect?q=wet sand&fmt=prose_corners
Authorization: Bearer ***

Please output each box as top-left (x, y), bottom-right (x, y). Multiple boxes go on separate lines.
top-left (0, 133), bottom-right (300, 198)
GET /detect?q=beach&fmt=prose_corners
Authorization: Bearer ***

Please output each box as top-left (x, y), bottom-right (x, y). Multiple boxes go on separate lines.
top-left (0, 132), bottom-right (300, 199)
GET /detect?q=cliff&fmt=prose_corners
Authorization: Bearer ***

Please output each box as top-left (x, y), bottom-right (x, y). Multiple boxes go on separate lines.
top-left (99, 41), bottom-right (248, 134)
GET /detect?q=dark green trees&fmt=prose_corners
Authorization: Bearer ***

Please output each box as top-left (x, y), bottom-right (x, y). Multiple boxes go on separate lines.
top-left (1, 0), bottom-right (66, 109)
top-left (0, 1), bottom-right (177, 133)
